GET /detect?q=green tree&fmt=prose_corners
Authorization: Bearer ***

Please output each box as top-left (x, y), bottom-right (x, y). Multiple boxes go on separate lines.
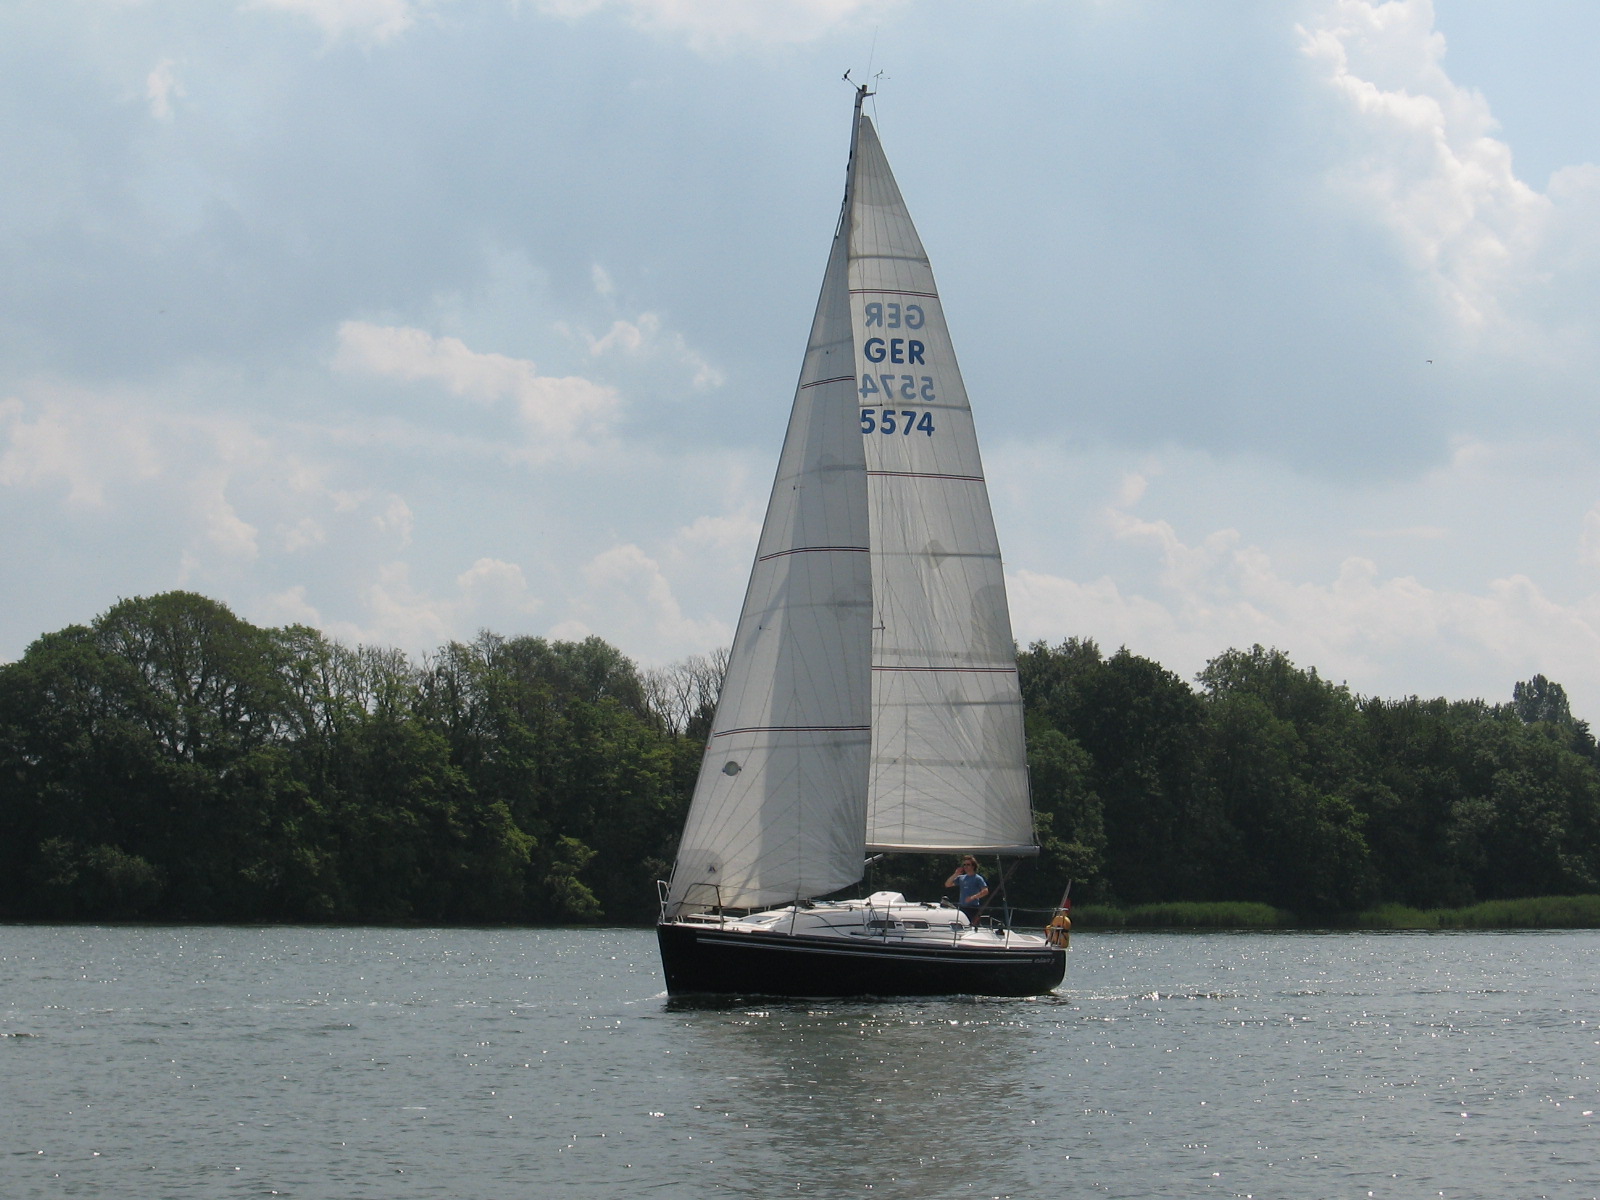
top-left (1513, 674), bottom-right (1573, 727)
top-left (1196, 647), bottom-right (1375, 911)
top-left (1018, 640), bottom-right (1216, 903)
top-left (1352, 696), bottom-right (1478, 907)
top-left (0, 594), bottom-right (334, 919)
top-left (1025, 724), bottom-right (1106, 896)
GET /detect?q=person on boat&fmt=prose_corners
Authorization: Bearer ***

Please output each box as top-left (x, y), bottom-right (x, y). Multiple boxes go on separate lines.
top-left (945, 856), bottom-right (989, 927)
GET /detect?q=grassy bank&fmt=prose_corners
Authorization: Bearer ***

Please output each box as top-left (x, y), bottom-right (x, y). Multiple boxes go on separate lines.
top-left (1064, 894), bottom-right (1600, 930)
top-left (1070, 901), bottom-right (1292, 929)
top-left (1352, 894), bottom-right (1600, 929)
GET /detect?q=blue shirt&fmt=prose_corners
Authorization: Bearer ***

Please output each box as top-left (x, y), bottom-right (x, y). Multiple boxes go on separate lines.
top-left (956, 872), bottom-right (987, 906)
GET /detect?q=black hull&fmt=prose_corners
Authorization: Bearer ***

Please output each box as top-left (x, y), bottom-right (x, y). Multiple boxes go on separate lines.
top-left (657, 922), bottom-right (1066, 998)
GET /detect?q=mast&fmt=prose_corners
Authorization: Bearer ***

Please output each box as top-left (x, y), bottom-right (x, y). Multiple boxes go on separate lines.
top-left (842, 80), bottom-right (871, 228)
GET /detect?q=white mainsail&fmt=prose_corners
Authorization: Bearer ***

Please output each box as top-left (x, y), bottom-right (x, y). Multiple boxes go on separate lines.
top-left (665, 100), bottom-right (1033, 917)
top-left (849, 119), bottom-right (1035, 857)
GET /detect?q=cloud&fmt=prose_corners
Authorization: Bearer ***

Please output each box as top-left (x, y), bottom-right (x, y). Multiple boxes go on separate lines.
top-left (1007, 487), bottom-right (1600, 712)
top-left (196, 472), bottom-right (261, 559)
top-left (312, 557), bottom-right (543, 652)
top-left (334, 321), bottom-right (619, 457)
top-left (282, 516), bottom-right (327, 552)
top-left (1300, 0), bottom-right (1600, 347)
top-left (0, 389), bottom-right (160, 506)
top-left (1352, 525), bottom-right (1449, 540)
top-left (552, 541), bottom-right (728, 662)
top-left (1114, 473), bottom-right (1150, 508)
top-left (260, 557), bottom-right (549, 658)
top-left (375, 494), bottom-right (414, 544)
top-left (1580, 507), bottom-right (1600, 569)
top-left (0, 377), bottom-right (425, 622)
top-left (457, 556), bottom-right (537, 611)
top-left (357, 561), bottom-right (458, 649)
top-left (667, 510), bottom-right (762, 564)
top-left (261, 583), bottom-right (323, 627)
top-left (525, 0), bottom-right (893, 51)
top-left (245, 0), bottom-right (423, 43)
top-left (146, 59), bottom-right (183, 121)
top-left (579, 312), bottom-right (724, 390)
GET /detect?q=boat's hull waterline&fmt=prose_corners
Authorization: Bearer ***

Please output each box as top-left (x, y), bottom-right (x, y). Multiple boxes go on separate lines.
top-left (657, 922), bottom-right (1066, 998)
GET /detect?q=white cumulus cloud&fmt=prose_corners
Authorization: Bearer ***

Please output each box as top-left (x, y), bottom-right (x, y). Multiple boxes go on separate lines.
top-left (552, 541), bottom-right (728, 662)
top-left (1301, 0), bottom-right (1600, 345)
top-left (245, 0), bottom-right (423, 43)
top-left (0, 377), bottom-right (438, 636)
top-left (526, 0), bottom-right (893, 51)
top-left (283, 516), bottom-right (327, 551)
top-left (379, 496), bottom-right (414, 544)
top-left (0, 389), bottom-right (161, 507)
top-left (196, 472), bottom-right (261, 560)
top-left (334, 321), bottom-right (620, 458)
top-left (146, 59), bottom-right (184, 121)
top-left (457, 556), bottom-right (538, 612)
top-left (326, 557), bottom-right (543, 653)
top-left (1008, 493), bottom-right (1600, 712)
top-left (581, 313), bottom-right (724, 390)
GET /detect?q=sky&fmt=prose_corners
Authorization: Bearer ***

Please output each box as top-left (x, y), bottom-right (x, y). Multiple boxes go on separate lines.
top-left (6, 0), bottom-right (1600, 716)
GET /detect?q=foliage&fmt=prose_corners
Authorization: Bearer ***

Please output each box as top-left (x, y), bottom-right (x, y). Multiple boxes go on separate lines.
top-left (1015, 639), bottom-right (1600, 919)
top-left (0, 595), bottom-right (686, 924)
top-left (4, 595), bottom-right (1600, 925)
top-left (1353, 895), bottom-right (1600, 928)
top-left (1431, 894), bottom-right (1600, 928)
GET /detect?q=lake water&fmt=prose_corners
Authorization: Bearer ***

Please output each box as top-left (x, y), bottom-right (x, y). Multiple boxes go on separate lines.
top-left (2, 925), bottom-right (1596, 1199)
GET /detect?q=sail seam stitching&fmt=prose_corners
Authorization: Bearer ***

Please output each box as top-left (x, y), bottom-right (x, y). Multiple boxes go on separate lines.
top-left (757, 546), bottom-right (868, 561)
top-left (712, 725), bottom-right (872, 738)
top-left (866, 470), bottom-right (984, 482)
top-left (800, 375), bottom-right (856, 389)
top-left (870, 551), bottom-right (999, 560)
top-left (871, 666), bottom-right (1017, 674)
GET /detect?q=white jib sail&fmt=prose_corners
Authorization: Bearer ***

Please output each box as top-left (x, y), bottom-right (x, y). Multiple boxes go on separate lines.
top-left (849, 117), bottom-right (1036, 856)
top-left (665, 142), bottom-right (874, 914)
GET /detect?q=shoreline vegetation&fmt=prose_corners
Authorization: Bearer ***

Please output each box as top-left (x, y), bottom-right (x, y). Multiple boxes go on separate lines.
top-left (1070, 894), bottom-right (1600, 930)
top-left (5, 591), bottom-right (1600, 926)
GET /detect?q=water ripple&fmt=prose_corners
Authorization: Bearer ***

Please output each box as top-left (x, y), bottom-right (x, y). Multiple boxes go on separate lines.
top-left (2, 926), bottom-right (1597, 1199)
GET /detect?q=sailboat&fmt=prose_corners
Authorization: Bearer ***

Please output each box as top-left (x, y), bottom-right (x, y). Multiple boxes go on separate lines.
top-left (656, 86), bottom-right (1067, 998)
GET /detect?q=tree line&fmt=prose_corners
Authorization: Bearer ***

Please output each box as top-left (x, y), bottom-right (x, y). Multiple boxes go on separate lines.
top-left (1014, 639), bottom-right (1600, 913)
top-left (1, 591), bottom-right (1596, 923)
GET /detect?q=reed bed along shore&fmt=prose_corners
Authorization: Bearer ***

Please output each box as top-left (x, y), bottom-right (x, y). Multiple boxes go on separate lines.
top-left (1070, 901), bottom-right (1291, 929)
top-left (1066, 895), bottom-right (1600, 930)
top-left (1352, 894), bottom-right (1600, 929)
